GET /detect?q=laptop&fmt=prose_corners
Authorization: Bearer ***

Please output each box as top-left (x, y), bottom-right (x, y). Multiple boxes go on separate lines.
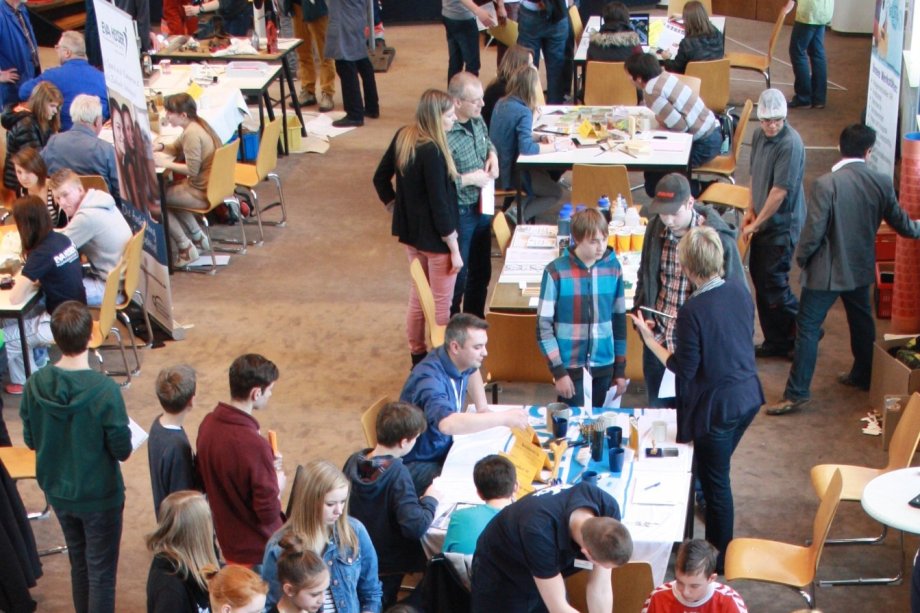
top-left (629, 13), bottom-right (650, 45)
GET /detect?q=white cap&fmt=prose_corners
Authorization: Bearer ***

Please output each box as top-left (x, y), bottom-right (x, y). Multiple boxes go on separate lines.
top-left (757, 89), bottom-right (787, 120)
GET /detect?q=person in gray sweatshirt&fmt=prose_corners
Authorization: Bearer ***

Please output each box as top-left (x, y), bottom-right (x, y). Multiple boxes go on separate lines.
top-left (49, 168), bottom-right (131, 306)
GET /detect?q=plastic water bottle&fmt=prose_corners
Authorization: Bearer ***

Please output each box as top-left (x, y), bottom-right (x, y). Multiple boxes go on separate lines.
top-left (557, 204), bottom-right (573, 256)
top-left (598, 195), bottom-right (611, 223)
top-left (625, 206), bottom-right (641, 227)
top-left (611, 194), bottom-right (626, 227)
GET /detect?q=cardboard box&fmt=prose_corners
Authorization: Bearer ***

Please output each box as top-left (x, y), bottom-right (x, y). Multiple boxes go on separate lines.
top-left (869, 339), bottom-right (920, 413)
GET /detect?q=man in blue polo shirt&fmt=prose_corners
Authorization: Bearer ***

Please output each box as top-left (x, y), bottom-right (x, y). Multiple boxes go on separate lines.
top-left (400, 313), bottom-right (528, 492)
top-left (18, 31), bottom-right (108, 131)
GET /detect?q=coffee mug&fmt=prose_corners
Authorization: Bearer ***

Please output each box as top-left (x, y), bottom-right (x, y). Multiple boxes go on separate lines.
top-left (652, 420), bottom-right (668, 443)
top-left (606, 426), bottom-right (623, 448)
top-left (581, 470), bottom-right (598, 485)
top-left (552, 416), bottom-right (568, 439)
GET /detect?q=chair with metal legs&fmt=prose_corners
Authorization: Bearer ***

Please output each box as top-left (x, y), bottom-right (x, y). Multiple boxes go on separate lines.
top-left (0, 447), bottom-right (67, 556)
top-left (234, 117), bottom-right (288, 244)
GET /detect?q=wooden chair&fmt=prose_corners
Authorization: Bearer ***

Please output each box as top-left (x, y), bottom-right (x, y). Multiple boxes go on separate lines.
top-left (361, 395), bottom-right (394, 447)
top-left (808, 393), bottom-right (920, 586)
top-left (409, 258), bottom-right (445, 348)
top-left (686, 58), bottom-right (731, 114)
top-left (569, 4), bottom-right (584, 42)
top-left (111, 223), bottom-right (150, 375)
top-left (234, 117), bottom-right (288, 245)
top-left (693, 99), bottom-right (754, 184)
top-left (697, 182), bottom-right (750, 258)
top-left (726, 3), bottom-right (793, 89)
top-left (584, 62), bottom-right (638, 106)
top-left (78, 174), bottom-right (109, 194)
top-left (571, 165), bottom-right (633, 209)
top-left (482, 311), bottom-right (553, 403)
top-left (564, 561), bottom-right (654, 613)
top-left (285, 464), bottom-right (307, 518)
top-left (89, 259), bottom-right (132, 387)
top-left (673, 72), bottom-right (701, 98)
top-left (492, 211), bottom-right (512, 257)
top-left (0, 447), bottom-right (67, 556)
top-left (667, 0), bottom-right (711, 17)
top-left (725, 469), bottom-right (843, 610)
top-left (166, 140), bottom-right (245, 274)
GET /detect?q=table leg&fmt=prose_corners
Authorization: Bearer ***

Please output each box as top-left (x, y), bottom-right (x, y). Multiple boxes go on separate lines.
top-left (158, 173), bottom-right (174, 275)
top-left (18, 315), bottom-right (30, 379)
top-left (280, 49), bottom-right (306, 136)
top-left (684, 468), bottom-right (695, 540)
top-left (279, 66), bottom-right (289, 156)
top-left (515, 175), bottom-right (524, 225)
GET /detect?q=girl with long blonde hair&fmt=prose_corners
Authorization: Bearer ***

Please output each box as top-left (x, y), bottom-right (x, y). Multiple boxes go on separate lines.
top-left (483, 44), bottom-right (533, 125)
top-left (145, 491), bottom-right (220, 612)
top-left (373, 89), bottom-right (464, 366)
top-left (261, 460), bottom-right (381, 612)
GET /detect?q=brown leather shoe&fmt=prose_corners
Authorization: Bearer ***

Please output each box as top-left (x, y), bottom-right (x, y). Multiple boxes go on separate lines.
top-left (764, 398), bottom-right (809, 416)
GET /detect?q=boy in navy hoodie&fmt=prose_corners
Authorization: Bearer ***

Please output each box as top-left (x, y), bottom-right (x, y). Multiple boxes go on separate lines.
top-left (343, 401), bottom-right (441, 608)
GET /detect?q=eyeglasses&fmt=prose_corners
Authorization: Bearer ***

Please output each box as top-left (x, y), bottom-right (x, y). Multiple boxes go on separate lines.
top-left (759, 117), bottom-right (784, 125)
top-left (461, 97), bottom-right (484, 105)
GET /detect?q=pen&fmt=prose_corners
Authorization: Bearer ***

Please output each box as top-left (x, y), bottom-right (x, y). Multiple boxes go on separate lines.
top-left (639, 306), bottom-right (676, 319)
top-left (644, 482), bottom-right (661, 491)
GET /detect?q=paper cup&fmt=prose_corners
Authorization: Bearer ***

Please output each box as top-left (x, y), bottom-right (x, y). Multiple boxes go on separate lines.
top-left (631, 227), bottom-right (645, 252)
top-left (615, 228), bottom-right (631, 254)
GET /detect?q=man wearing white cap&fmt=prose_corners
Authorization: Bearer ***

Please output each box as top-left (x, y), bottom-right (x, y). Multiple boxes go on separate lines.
top-left (742, 88), bottom-right (806, 360)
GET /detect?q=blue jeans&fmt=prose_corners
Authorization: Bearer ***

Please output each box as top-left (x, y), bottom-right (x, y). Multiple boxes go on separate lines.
top-left (406, 460), bottom-right (443, 494)
top-left (642, 345), bottom-right (676, 408)
top-left (784, 285), bottom-right (874, 401)
top-left (443, 16), bottom-right (481, 83)
top-left (749, 234), bottom-right (798, 351)
top-left (789, 22), bottom-right (827, 106)
top-left (558, 369), bottom-right (612, 408)
top-left (451, 206), bottom-right (493, 318)
top-left (694, 408), bottom-right (757, 572)
top-left (56, 505), bottom-right (124, 613)
top-left (518, 7), bottom-right (569, 104)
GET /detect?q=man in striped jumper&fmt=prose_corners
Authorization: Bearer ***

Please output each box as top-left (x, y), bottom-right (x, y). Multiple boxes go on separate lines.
top-left (625, 51), bottom-right (723, 197)
top-left (537, 208), bottom-right (627, 408)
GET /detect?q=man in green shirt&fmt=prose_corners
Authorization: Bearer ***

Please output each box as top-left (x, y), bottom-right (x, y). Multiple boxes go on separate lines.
top-left (786, 0), bottom-right (834, 109)
top-left (20, 301), bottom-right (132, 613)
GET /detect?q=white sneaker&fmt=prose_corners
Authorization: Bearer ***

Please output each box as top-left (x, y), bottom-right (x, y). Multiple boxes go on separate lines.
top-left (191, 230), bottom-right (210, 253)
top-left (174, 244), bottom-right (199, 268)
top-left (319, 93), bottom-right (334, 112)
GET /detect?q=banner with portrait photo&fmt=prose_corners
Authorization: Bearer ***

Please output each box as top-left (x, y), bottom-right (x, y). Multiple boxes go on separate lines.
top-left (866, 0), bottom-right (905, 176)
top-left (94, 0), bottom-right (182, 339)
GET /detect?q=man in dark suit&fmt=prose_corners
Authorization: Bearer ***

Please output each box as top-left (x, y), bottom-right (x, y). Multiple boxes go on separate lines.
top-left (766, 124), bottom-right (920, 415)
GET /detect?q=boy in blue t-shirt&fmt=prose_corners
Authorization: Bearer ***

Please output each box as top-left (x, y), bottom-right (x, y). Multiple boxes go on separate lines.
top-left (443, 454), bottom-right (517, 555)
top-left (147, 364), bottom-right (199, 519)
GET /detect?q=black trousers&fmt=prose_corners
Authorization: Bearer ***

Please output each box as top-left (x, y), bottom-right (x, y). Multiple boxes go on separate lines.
top-left (749, 235), bottom-right (799, 351)
top-left (334, 58), bottom-right (379, 121)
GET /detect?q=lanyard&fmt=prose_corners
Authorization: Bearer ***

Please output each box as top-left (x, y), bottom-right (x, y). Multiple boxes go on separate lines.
top-left (12, 6), bottom-right (40, 70)
top-left (451, 379), bottom-right (462, 413)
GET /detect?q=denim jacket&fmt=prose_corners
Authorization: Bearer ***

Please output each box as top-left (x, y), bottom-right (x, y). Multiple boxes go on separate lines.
top-left (262, 517), bottom-right (383, 613)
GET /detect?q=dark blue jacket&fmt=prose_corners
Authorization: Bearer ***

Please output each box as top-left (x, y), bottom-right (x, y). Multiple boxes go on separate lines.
top-left (0, 0), bottom-right (39, 107)
top-left (666, 279), bottom-right (763, 442)
top-left (19, 59), bottom-right (109, 131)
top-left (400, 346), bottom-right (474, 464)
top-left (343, 450), bottom-right (437, 574)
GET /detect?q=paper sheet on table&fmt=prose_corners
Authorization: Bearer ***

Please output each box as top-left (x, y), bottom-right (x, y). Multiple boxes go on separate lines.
top-left (657, 369), bottom-right (676, 399)
top-left (439, 426), bottom-right (511, 482)
top-left (632, 473), bottom-right (686, 505)
top-left (129, 418), bottom-right (149, 451)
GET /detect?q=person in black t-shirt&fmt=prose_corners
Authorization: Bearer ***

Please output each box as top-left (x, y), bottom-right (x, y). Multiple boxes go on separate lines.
top-left (2, 195), bottom-right (85, 395)
top-left (471, 482), bottom-right (633, 613)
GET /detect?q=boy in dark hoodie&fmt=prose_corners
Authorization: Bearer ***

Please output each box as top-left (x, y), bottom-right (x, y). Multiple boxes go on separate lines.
top-left (20, 300), bottom-right (132, 613)
top-left (343, 400), bottom-right (441, 608)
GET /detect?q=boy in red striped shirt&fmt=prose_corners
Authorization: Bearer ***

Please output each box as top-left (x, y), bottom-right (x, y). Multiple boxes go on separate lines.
top-left (643, 540), bottom-right (747, 613)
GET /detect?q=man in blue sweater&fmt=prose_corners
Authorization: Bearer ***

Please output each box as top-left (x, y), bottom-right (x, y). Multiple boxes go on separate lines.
top-left (400, 313), bottom-right (528, 492)
top-left (18, 31), bottom-right (108, 131)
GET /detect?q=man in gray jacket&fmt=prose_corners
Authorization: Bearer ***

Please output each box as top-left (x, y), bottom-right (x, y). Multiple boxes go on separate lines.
top-left (766, 124), bottom-right (920, 415)
top-left (49, 168), bottom-right (132, 306)
top-left (634, 173), bottom-right (744, 407)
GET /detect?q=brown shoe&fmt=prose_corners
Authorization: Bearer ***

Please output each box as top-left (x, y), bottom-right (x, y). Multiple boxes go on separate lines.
top-left (764, 398), bottom-right (809, 416)
top-left (319, 93), bottom-right (334, 112)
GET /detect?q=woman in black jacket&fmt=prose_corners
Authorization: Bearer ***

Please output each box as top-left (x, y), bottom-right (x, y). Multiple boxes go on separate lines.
top-left (630, 225), bottom-right (762, 573)
top-left (662, 0), bottom-right (724, 74)
top-left (146, 491), bottom-right (219, 613)
top-left (586, 2), bottom-right (642, 62)
top-left (373, 89), bottom-right (464, 365)
top-left (1, 82), bottom-right (61, 192)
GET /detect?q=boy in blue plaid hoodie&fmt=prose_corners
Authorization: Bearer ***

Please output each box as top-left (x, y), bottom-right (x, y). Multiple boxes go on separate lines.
top-left (537, 208), bottom-right (627, 407)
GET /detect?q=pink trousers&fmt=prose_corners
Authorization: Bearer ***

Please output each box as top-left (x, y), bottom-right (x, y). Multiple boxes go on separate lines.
top-left (405, 246), bottom-right (457, 354)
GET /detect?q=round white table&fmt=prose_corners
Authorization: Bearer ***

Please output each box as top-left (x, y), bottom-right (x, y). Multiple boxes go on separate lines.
top-left (862, 468), bottom-right (920, 534)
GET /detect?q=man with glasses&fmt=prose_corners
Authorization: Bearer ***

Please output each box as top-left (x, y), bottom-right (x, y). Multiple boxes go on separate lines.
top-left (742, 88), bottom-right (806, 360)
top-left (446, 71), bottom-right (500, 318)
